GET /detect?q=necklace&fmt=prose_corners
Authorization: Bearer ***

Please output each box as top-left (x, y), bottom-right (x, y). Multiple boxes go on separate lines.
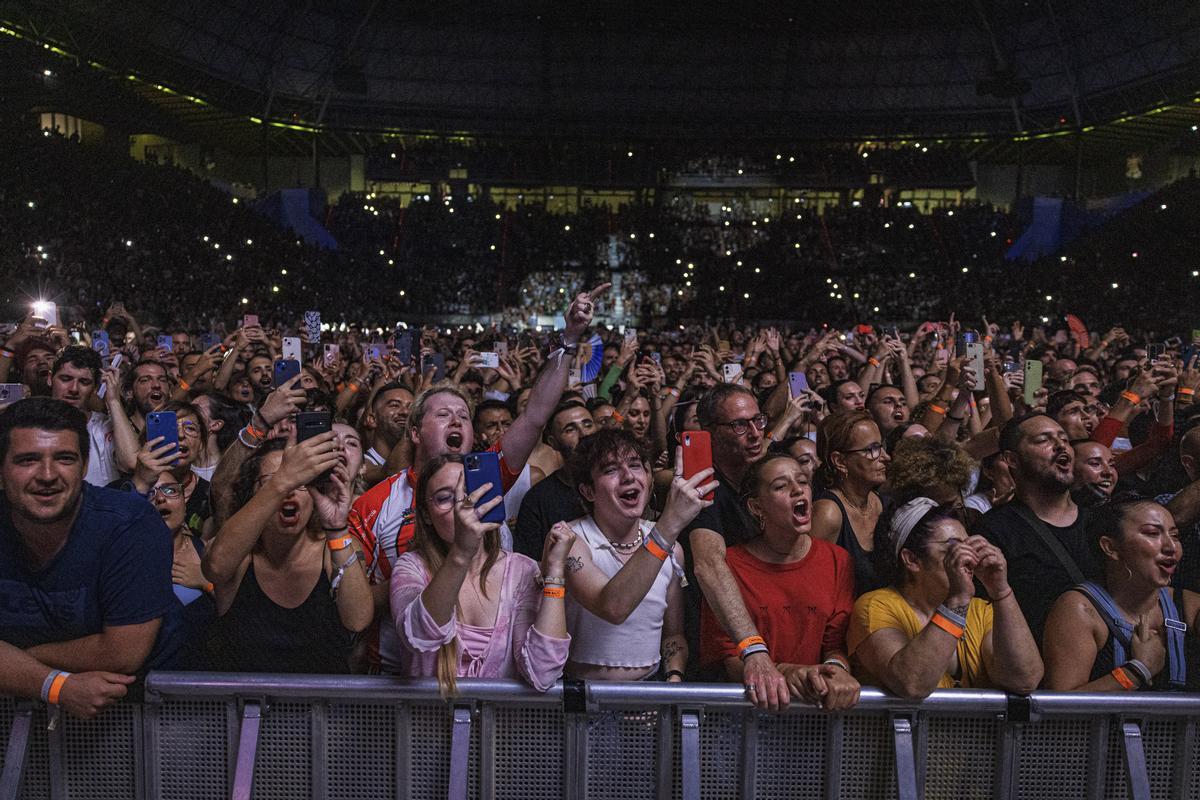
top-left (608, 530), bottom-right (645, 551)
top-left (837, 487), bottom-right (872, 513)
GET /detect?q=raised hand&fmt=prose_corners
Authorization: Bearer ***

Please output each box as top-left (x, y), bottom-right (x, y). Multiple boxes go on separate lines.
top-left (451, 472), bottom-right (502, 557)
top-left (564, 283), bottom-right (612, 342)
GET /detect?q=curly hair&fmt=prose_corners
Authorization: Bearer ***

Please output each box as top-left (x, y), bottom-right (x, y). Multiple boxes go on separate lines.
top-left (886, 437), bottom-right (977, 505)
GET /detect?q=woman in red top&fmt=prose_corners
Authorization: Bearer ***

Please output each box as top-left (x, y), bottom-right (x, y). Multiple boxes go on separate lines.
top-left (700, 453), bottom-right (860, 710)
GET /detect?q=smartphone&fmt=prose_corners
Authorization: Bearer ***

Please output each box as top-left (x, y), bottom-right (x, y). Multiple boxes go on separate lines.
top-left (365, 344), bottom-right (383, 362)
top-left (242, 314), bottom-right (259, 329)
top-left (650, 352), bottom-right (662, 366)
top-left (0, 384), bottom-right (25, 406)
top-left (955, 332), bottom-right (978, 358)
top-left (887, 325), bottom-right (900, 340)
top-left (495, 341), bottom-right (508, 357)
top-left (273, 358), bottom-right (301, 388)
top-left (1023, 360), bottom-right (1043, 406)
top-left (303, 311), bottom-right (321, 343)
top-left (31, 301), bottom-right (57, 329)
top-left (721, 363), bottom-right (743, 384)
top-left (200, 332), bottom-right (221, 351)
top-left (568, 367), bottom-right (582, 386)
top-left (965, 342), bottom-right (985, 388)
top-left (92, 330), bottom-right (110, 357)
top-left (395, 331), bottom-right (413, 365)
top-left (788, 371), bottom-right (810, 398)
top-left (146, 411), bottom-right (180, 464)
top-left (1166, 336), bottom-right (1183, 348)
top-left (478, 352), bottom-right (501, 369)
top-left (282, 337), bottom-right (302, 362)
top-left (295, 410), bottom-right (333, 444)
top-left (679, 431), bottom-right (714, 501)
top-left (110, 353), bottom-right (124, 370)
top-left (156, 334), bottom-right (173, 352)
top-left (463, 451), bottom-right (506, 524)
top-left (324, 344), bottom-right (339, 366)
top-left (718, 339), bottom-right (731, 351)
top-left (624, 328), bottom-right (638, 345)
top-left (1149, 343), bottom-right (1167, 359)
top-left (1192, 329), bottom-right (1200, 343)
top-left (422, 353), bottom-right (446, 381)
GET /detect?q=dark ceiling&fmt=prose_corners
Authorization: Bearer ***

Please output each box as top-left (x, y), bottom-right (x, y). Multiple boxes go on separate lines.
top-left (2, 0), bottom-right (1199, 162)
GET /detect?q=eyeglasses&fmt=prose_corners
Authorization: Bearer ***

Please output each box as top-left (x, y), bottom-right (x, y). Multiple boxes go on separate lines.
top-left (844, 442), bottom-right (885, 460)
top-left (714, 413), bottom-right (769, 436)
top-left (429, 490), bottom-right (457, 510)
top-left (146, 483), bottom-right (183, 499)
top-left (178, 421), bottom-right (202, 437)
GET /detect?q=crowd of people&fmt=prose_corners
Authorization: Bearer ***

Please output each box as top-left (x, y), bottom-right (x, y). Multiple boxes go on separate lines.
top-left (2, 120), bottom-right (1200, 721)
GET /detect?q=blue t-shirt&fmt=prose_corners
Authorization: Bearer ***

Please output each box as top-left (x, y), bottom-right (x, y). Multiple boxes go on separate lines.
top-left (0, 483), bottom-right (174, 650)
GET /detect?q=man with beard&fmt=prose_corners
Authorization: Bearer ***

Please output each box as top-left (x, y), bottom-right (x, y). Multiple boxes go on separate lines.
top-left (48, 346), bottom-right (119, 487)
top-left (16, 341), bottom-right (58, 398)
top-left (360, 382), bottom-right (415, 486)
top-left (0, 398), bottom-right (173, 719)
top-left (348, 283), bottom-right (608, 672)
top-left (978, 412), bottom-right (1099, 641)
top-left (245, 353), bottom-right (274, 404)
top-left (513, 400), bottom-right (597, 559)
top-left (112, 360), bottom-right (171, 474)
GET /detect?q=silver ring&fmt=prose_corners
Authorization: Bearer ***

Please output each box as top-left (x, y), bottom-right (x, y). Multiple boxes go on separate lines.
top-left (746, 683), bottom-right (756, 692)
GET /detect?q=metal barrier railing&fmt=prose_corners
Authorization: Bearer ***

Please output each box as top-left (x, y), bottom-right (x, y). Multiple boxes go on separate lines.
top-left (0, 672), bottom-right (1197, 800)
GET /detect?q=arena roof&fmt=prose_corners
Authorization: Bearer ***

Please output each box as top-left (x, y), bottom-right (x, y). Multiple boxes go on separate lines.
top-left (4, 0), bottom-right (1200, 160)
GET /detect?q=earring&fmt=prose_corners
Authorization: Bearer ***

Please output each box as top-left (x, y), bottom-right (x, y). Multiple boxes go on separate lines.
top-left (756, 515), bottom-right (765, 532)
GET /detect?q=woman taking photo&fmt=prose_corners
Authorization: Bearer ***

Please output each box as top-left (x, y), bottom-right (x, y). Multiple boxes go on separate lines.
top-left (390, 454), bottom-right (573, 694)
top-left (558, 430), bottom-right (716, 682)
top-left (122, 400), bottom-right (215, 537)
top-left (848, 498), bottom-right (1043, 699)
top-left (811, 409), bottom-right (890, 596)
top-left (203, 435), bottom-right (371, 672)
top-left (699, 453), bottom-right (859, 709)
top-left (1043, 498), bottom-right (1199, 691)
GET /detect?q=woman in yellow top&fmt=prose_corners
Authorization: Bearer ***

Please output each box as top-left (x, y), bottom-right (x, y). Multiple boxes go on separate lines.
top-left (847, 497), bottom-right (1043, 699)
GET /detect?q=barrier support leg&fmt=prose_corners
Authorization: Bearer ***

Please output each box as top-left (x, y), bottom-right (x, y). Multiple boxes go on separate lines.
top-left (1121, 719), bottom-right (1151, 800)
top-left (891, 712), bottom-right (918, 800)
top-left (680, 709), bottom-right (702, 800)
top-left (0, 703), bottom-right (33, 800)
top-left (447, 704), bottom-right (473, 800)
top-left (230, 701), bottom-right (262, 800)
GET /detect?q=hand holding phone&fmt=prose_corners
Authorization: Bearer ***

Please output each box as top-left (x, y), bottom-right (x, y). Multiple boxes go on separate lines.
top-left (463, 452), bottom-right (506, 525)
top-left (146, 411), bottom-right (181, 466)
top-left (679, 431), bottom-right (714, 501)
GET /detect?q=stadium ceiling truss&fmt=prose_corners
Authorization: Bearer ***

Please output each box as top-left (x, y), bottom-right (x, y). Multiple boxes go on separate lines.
top-left (2, 0), bottom-right (1200, 163)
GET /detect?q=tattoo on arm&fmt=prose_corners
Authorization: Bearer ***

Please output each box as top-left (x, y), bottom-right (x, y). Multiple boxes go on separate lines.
top-left (949, 604), bottom-right (970, 618)
top-left (565, 556), bottom-right (584, 574)
top-left (662, 640), bottom-right (681, 661)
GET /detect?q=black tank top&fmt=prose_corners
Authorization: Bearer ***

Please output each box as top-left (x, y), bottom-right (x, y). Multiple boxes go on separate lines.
top-left (205, 558), bottom-right (354, 674)
top-left (818, 489), bottom-right (881, 598)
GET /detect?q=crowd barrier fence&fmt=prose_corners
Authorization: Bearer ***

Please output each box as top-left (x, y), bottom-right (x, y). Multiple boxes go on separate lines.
top-left (0, 672), bottom-right (1197, 800)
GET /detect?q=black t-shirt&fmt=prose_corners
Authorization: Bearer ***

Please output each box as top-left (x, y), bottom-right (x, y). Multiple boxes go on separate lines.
top-left (978, 500), bottom-right (1099, 643)
top-left (512, 470), bottom-right (586, 560)
top-left (680, 468), bottom-right (757, 676)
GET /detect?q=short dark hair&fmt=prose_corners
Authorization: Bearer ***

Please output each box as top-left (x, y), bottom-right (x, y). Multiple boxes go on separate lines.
top-left (372, 381), bottom-right (412, 409)
top-left (0, 397), bottom-right (89, 467)
top-left (1046, 390), bottom-right (1084, 419)
top-left (565, 428), bottom-right (651, 507)
top-left (51, 345), bottom-right (102, 383)
top-left (124, 358), bottom-right (168, 394)
top-left (548, 400), bottom-right (588, 432)
top-left (1084, 494), bottom-right (1162, 568)
top-left (232, 438), bottom-right (288, 513)
top-left (697, 383), bottom-right (756, 430)
top-left (998, 411), bottom-right (1054, 454)
top-left (473, 399), bottom-right (513, 425)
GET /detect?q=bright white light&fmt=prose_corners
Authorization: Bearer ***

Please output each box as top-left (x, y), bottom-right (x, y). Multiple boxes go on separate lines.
top-left (241, 297), bottom-right (249, 304)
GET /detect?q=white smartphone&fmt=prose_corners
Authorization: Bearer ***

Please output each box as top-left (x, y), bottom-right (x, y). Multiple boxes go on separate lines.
top-left (965, 342), bottom-right (986, 387)
top-left (282, 336), bottom-right (302, 362)
top-left (478, 352), bottom-right (500, 369)
top-left (31, 301), bottom-right (58, 329)
top-left (722, 363), bottom-right (743, 384)
top-left (324, 344), bottom-right (339, 366)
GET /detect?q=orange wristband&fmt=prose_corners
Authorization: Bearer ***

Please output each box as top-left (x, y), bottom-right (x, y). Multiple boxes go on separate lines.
top-left (644, 537), bottom-right (669, 561)
top-left (542, 586), bottom-right (565, 599)
top-left (1111, 666), bottom-right (1136, 690)
top-left (929, 403), bottom-right (947, 415)
top-left (178, 379), bottom-right (190, 391)
top-left (203, 582), bottom-right (214, 593)
top-left (246, 423), bottom-right (267, 439)
top-left (347, 382), bottom-right (360, 393)
top-left (930, 613), bottom-right (965, 639)
top-left (736, 635), bottom-right (766, 652)
top-left (327, 536), bottom-right (353, 551)
top-left (47, 672), bottom-right (69, 705)
top-left (1121, 390), bottom-right (1142, 405)
top-left (868, 357), bottom-right (881, 367)
top-left (1179, 388), bottom-right (1195, 396)
top-left (611, 411), bottom-right (625, 425)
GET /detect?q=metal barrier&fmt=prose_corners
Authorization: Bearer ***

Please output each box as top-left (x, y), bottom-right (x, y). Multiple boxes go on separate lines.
top-left (0, 673), bottom-right (1197, 799)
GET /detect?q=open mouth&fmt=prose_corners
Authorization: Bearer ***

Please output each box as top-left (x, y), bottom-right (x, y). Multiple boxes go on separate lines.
top-left (1053, 453), bottom-right (1072, 471)
top-left (792, 499), bottom-right (811, 525)
top-left (618, 487), bottom-right (642, 507)
top-left (445, 431), bottom-right (464, 449)
top-left (157, 506), bottom-right (172, 520)
top-left (1156, 558), bottom-right (1178, 575)
top-left (148, 390), bottom-right (164, 404)
top-left (892, 410), bottom-right (905, 421)
top-left (278, 501), bottom-right (301, 526)
top-left (1095, 479), bottom-right (1114, 491)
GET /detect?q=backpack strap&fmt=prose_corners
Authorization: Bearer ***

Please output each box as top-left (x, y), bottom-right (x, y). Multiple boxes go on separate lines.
top-left (1158, 588), bottom-right (1188, 690)
top-left (1011, 503), bottom-right (1087, 584)
top-left (1074, 581), bottom-right (1133, 667)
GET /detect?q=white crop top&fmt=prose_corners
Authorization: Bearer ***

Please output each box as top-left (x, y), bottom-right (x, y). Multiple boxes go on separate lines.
top-left (564, 516), bottom-right (683, 669)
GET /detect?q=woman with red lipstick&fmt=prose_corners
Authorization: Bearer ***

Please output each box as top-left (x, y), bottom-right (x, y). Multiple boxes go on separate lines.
top-left (202, 435), bottom-right (373, 673)
top-left (1043, 498), bottom-right (1200, 691)
top-left (699, 453), bottom-right (860, 710)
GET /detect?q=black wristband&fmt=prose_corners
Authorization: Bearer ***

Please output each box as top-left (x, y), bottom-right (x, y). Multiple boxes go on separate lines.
top-left (664, 669), bottom-right (684, 681)
top-left (322, 524), bottom-right (349, 532)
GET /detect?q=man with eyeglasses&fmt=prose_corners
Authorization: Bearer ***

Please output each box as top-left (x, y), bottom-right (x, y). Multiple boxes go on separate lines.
top-left (0, 398), bottom-right (173, 718)
top-left (680, 384), bottom-right (792, 710)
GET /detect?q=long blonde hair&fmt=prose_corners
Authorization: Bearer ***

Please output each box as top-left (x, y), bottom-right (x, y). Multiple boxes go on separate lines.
top-left (411, 454), bottom-right (502, 697)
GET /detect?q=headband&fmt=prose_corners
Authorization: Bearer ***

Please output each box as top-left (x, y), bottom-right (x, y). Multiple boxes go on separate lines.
top-left (890, 497), bottom-right (940, 558)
